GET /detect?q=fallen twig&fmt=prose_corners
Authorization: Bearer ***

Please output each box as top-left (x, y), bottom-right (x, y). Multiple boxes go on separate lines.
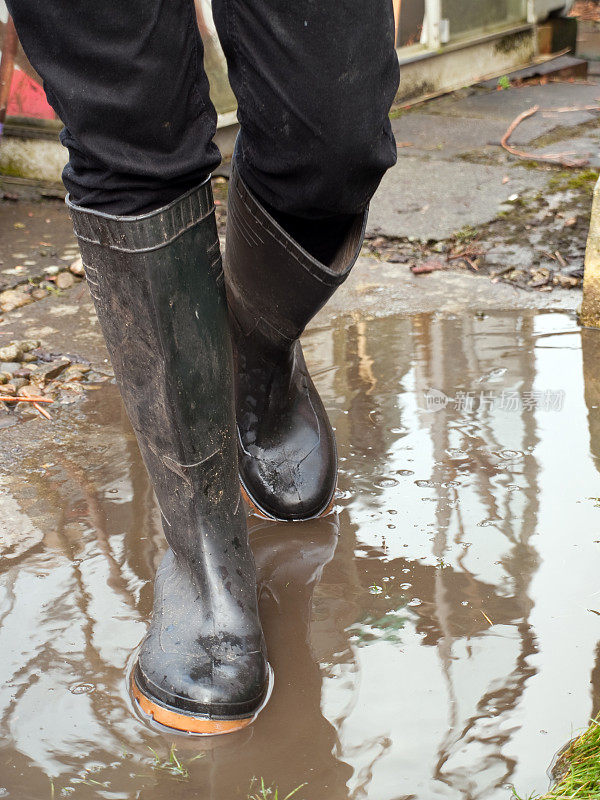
top-left (33, 402), bottom-right (52, 420)
top-left (447, 248), bottom-right (484, 262)
top-left (555, 250), bottom-right (568, 268)
top-left (0, 395), bottom-right (53, 403)
top-left (500, 104), bottom-right (590, 167)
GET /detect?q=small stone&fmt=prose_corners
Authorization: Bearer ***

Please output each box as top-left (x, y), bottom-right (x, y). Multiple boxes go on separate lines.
top-left (0, 374), bottom-right (8, 385)
top-left (61, 380), bottom-right (84, 391)
top-left (44, 265), bottom-right (60, 275)
top-left (63, 368), bottom-right (84, 382)
top-left (42, 380), bottom-right (59, 397)
top-left (31, 288), bottom-right (48, 301)
top-left (29, 358), bottom-right (71, 384)
top-left (0, 290), bottom-right (32, 312)
top-left (86, 371), bottom-right (110, 383)
top-left (17, 385), bottom-right (41, 398)
top-left (70, 363), bottom-right (91, 374)
top-left (11, 378), bottom-right (28, 391)
top-left (56, 272), bottom-right (75, 290)
top-left (554, 274), bottom-right (580, 289)
top-left (69, 256), bottom-right (85, 277)
top-left (59, 384), bottom-right (84, 401)
top-left (19, 340), bottom-right (40, 353)
top-left (22, 352), bottom-right (37, 363)
top-left (0, 289), bottom-right (32, 311)
top-left (13, 368), bottom-right (31, 379)
top-left (0, 344), bottom-right (22, 362)
top-left (1, 384), bottom-right (16, 396)
top-left (0, 362), bottom-right (21, 375)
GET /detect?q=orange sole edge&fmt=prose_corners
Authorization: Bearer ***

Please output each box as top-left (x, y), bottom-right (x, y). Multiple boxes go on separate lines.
top-left (131, 677), bottom-right (253, 735)
top-left (240, 482), bottom-right (336, 522)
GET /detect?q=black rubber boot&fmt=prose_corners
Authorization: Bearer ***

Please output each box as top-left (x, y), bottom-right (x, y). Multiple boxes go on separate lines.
top-left (224, 165), bottom-right (367, 521)
top-left (68, 179), bottom-right (270, 734)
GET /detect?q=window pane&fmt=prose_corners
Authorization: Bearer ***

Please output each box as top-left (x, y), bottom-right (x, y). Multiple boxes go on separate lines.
top-left (441, 0), bottom-right (526, 40)
top-left (397, 0), bottom-right (426, 48)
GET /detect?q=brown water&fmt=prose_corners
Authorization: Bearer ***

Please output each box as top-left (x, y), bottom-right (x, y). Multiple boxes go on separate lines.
top-left (1, 308), bottom-right (599, 800)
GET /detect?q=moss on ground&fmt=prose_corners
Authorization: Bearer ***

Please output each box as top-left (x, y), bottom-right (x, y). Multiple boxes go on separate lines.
top-left (548, 168), bottom-right (600, 195)
top-left (529, 118), bottom-right (600, 149)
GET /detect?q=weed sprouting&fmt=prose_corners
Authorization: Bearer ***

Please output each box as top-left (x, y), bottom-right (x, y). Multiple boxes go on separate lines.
top-left (148, 744), bottom-right (204, 780)
top-left (248, 776), bottom-right (307, 800)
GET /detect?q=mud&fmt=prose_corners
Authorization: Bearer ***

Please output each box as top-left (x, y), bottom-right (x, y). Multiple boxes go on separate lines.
top-left (0, 307), bottom-right (599, 799)
top-left (0, 200), bottom-right (78, 293)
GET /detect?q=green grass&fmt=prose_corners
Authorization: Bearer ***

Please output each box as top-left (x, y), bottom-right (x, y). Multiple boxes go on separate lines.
top-left (454, 224), bottom-right (478, 243)
top-left (148, 744), bottom-right (204, 780)
top-left (512, 715), bottom-right (600, 799)
top-left (497, 75), bottom-right (511, 90)
top-left (248, 777), bottom-right (307, 800)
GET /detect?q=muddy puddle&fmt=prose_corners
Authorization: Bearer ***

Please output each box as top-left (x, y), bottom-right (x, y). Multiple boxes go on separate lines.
top-left (1, 308), bottom-right (599, 800)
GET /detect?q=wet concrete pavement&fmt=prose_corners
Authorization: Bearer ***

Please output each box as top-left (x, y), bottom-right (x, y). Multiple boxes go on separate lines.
top-left (370, 79), bottom-right (600, 241)
top-left (1, 76), bottom-right (600, 800)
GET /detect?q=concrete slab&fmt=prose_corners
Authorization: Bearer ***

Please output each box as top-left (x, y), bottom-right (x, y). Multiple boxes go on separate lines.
top-left (391, 114), bottom-right (508, 157)
top-left (367, 157), bottom-right (548, 240)
top-left (423, 83), bottom-right (600, 121)
top-left (394, 107), bottom-right (598, 159)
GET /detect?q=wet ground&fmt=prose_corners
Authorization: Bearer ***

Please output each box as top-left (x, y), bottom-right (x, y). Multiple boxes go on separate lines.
top-left (1, 303), bottom-right (600, 800)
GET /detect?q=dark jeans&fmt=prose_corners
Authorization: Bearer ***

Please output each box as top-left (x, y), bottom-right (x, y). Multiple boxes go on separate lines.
top-left (6, 0), bottom-right (399, 218)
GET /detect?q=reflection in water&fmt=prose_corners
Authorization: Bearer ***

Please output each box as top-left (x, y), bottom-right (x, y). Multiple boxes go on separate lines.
top-left (0, 309), bottom-right (599, 799)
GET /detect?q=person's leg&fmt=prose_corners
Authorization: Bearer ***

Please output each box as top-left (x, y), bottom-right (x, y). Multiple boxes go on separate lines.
top-left (7, 0), bottom-right (269, 730)
top-left (212, 0), bottom-right (398, 222)
top-left (6, 0), bottom-right (219, 214)
top-left (213, 0), bottom-right (399, 520)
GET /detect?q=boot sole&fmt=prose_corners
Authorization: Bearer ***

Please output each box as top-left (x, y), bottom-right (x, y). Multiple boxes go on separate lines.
top-left (131, 675), bottom-right (254, 735)
top-left (240, 480), bottom-right (336, 522)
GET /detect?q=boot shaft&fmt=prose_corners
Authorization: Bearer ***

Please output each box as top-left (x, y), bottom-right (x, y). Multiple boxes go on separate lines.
top-left (68, 181), bottom-right (254, 599)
